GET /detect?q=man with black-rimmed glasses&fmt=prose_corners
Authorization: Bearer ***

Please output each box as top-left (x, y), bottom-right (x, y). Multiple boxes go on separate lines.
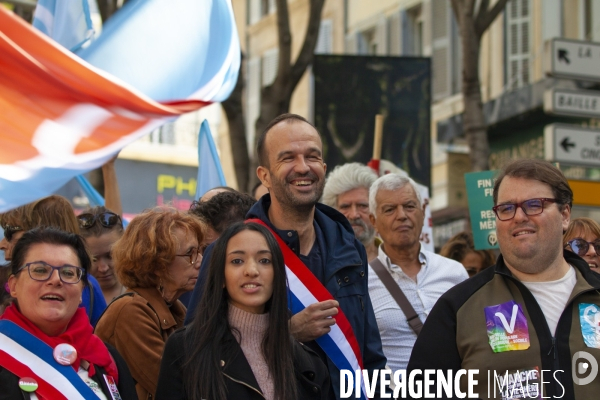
top-left (407, 159), bottom-right (600, 399)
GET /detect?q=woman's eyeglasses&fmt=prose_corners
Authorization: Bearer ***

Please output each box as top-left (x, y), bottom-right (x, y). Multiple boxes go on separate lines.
top-left (17, 261), bottom-right (85, 284)
top-left (176, 248), bottom-right (200, 266)
top-left (3, 225), bottom-right (23, 242)
top-left (566, 238), bottom-right (600, 257)
top-left (77, 212), bottom-right (122, 229)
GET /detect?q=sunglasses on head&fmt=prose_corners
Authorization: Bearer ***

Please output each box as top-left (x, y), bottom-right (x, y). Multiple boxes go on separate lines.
top-left (77, 212), bottom-right (122, 229)
top-left (3, 225), bottom-right (23, 242)
top-left (566, 238), bottom-right (600, 257)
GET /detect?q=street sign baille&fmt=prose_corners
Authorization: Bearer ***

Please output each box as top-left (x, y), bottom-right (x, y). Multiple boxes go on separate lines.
top-left (544, 88), bottom-right (600, 118)
top-left (544, 123), bottom-right (600, 167)
top-left (545, 38), bottom-right (600, 81)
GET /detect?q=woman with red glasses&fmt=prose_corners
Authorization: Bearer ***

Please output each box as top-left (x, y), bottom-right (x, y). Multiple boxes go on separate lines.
top-left (78, 207), bottom-right (126, 304)
top-left (563, 217), bottom-right (600, 273)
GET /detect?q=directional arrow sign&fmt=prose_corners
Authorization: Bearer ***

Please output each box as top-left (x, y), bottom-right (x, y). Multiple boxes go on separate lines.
top-left (545, 38), bottom-right (600, 81)
top-left (544, 88), bottom-right (600, 118)
top-left (545, 124), bottom-right (600, 167)
top-left (560, 137), bottom-right (575, 152)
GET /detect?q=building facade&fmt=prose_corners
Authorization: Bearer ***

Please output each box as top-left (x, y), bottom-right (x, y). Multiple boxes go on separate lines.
top-left (241, 0), bottom-right (600, 249)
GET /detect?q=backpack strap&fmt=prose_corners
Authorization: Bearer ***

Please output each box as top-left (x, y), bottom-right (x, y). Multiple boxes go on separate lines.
top-left (369, 258), bottom-right (423, 335)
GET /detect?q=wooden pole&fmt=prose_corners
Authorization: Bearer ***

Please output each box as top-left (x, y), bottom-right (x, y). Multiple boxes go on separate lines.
top-left (372, 114), bottom-right (383, 160)
top-left (366, 114), bottom-right (384, 174)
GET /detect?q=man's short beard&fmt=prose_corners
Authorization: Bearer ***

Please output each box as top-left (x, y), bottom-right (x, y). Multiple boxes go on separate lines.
top-left (349, 218), bottom-right (376, 246)
top-left (269, 171), bottom-right (325, 213)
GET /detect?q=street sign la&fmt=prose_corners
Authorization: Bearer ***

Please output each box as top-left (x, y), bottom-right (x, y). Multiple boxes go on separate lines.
top-left (544, 88), bottom-right (600, 118)
top-left (544, 123), bottom-right (600, 167)
top-left (545, 38), bottom-right (600, 81)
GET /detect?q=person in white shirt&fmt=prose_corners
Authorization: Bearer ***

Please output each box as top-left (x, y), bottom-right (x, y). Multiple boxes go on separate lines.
top-left (368, 173), bottom-right (468, 371)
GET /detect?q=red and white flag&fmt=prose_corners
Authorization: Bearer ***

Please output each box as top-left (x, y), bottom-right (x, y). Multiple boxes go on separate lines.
top-left (0, 0), bottom-right (239, 212)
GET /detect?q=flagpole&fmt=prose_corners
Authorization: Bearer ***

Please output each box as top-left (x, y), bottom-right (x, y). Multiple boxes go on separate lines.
top-left (367, 114), bottom-right (383, 175)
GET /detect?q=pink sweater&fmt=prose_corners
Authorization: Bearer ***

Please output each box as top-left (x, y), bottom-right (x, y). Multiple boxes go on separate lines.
top-left (228, 304), bottom-right (274, 400)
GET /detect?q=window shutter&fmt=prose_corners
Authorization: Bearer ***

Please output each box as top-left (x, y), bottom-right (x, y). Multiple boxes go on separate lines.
top-left (316, 19), bottom-right (333, 54)
top-left (345, 33), bottom-right (358, 54)
top-left (401, 9), bottom-right (411, 55)
top-left (249, 0), bottom-right (261, 25)
top-left (246, 57), bottom-right (261, 152)
top-left (506, 0), bottom-right (531, 89)
top-left (451, 12), bottom-right (462, 94)
top-left (431, 0), bottom-right (451, 100)
top-left (375, 16), bottom-right (388, 55)
top-left (357, 32), bottom-right (369, 54)
top-left (542, 0), bottom-right (561, 41)
top-left (388, 11), bottom-right (402, 56)
top-left (261, 48), bottom-right (279, 87)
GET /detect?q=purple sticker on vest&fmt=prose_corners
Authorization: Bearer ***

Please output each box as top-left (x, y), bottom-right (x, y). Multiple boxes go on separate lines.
top-left (485, 300), bottom-right (530, 353)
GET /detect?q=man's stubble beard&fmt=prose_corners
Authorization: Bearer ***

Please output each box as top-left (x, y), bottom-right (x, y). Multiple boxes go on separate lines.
top-left (349, 217), bottom-right (376, 247)
top-left (269, 171), bottom-right (325, 215)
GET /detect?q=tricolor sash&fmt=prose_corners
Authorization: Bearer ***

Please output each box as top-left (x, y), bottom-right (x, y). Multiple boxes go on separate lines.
top-left (0, 320), bottom-right (97, 399)
top-left (248, 218), bottom-right (368, 399)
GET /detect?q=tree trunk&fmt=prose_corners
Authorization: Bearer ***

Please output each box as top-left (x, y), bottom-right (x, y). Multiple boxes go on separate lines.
top-left (247, 86), bottom-right (291, 188)
top-left (451, 0), bottom-right (509, 171)
top-left (222, 52), bottom-right (250, 192)
top-left (458, 8), bottom-right (489, 171)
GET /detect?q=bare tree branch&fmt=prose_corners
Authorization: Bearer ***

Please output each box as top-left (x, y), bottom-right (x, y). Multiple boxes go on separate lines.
top-left (275, 0), bottom-right (293, 87)
top-left (450, 0), bottom-right (462, 24)
top-left (288, 0), bottom-right (326, 94)
top-left (476, 0), bottom-right (490, 23)
top-left (465, 0), bottom-right (477, 15)
top-left (475, 0), bottom-right (510, 37)
top-left (222, 52), bottom-right (250, 192)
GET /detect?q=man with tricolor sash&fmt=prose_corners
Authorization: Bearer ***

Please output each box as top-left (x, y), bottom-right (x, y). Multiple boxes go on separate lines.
top-left (186, 113), bottom-right (386, 399)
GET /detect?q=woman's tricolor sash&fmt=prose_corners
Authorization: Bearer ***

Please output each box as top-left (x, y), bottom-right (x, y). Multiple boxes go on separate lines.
top-left (0, 320), bottom-right (98, 399)
top-left (248, 218), bottom-right (368, 399)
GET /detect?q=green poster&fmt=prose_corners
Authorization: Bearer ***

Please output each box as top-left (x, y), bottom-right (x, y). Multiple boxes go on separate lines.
top-left (465, 170), bottom-right (500, 250)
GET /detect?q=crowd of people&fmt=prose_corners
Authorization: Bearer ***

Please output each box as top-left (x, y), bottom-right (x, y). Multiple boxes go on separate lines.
top-left (0, 113), bottom-right (599, 399)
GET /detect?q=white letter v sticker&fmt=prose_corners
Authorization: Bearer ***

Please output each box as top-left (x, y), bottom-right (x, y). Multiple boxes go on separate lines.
top-left (495, 304), bottom-right (519, 333)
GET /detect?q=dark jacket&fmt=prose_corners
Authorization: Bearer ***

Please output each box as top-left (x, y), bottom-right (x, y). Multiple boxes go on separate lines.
top-left (0, 343), bottom-right (137, 400)
top-left (407, 250), bottom-right (600, 399)
top-left (185, 195), bottom-right (387, 399)
top-left (156, 326), bottom-right (329, 400)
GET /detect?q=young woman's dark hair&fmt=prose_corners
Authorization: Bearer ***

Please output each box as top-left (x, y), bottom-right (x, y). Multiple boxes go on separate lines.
top-left (183, 221), bottom-right (297, 400)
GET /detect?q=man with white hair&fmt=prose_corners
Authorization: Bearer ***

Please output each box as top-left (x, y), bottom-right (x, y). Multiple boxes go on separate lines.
top-left (368, 173), bottom-right (468, 371)
top-left (322, 163), bottom-right (379, 260)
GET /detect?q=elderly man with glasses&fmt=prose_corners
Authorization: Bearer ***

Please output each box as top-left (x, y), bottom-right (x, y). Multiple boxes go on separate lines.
top-left (407, 159), bottom-right (600, 399)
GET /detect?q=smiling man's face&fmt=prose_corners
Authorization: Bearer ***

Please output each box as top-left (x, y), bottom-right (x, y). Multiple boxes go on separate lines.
top-left (258, 120), bottom-right (326, 212)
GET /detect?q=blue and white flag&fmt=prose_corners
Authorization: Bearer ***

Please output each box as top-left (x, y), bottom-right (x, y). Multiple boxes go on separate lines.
top-left (0, 0), bottom-right (239, 212)
top-left (75, 175), bottom-right (104, 207)
top-left (32, 0), bottom-right (95, 52)
top-left (79, 0), bottom-right (240, 103)
top-left (196, 120), bottom-right (227, 199)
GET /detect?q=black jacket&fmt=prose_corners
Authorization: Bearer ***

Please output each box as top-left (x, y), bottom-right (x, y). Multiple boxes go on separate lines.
top-left (156, 326), bottom-right (330, 400)
top-left (0, 343), bottom-right (137, 400)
